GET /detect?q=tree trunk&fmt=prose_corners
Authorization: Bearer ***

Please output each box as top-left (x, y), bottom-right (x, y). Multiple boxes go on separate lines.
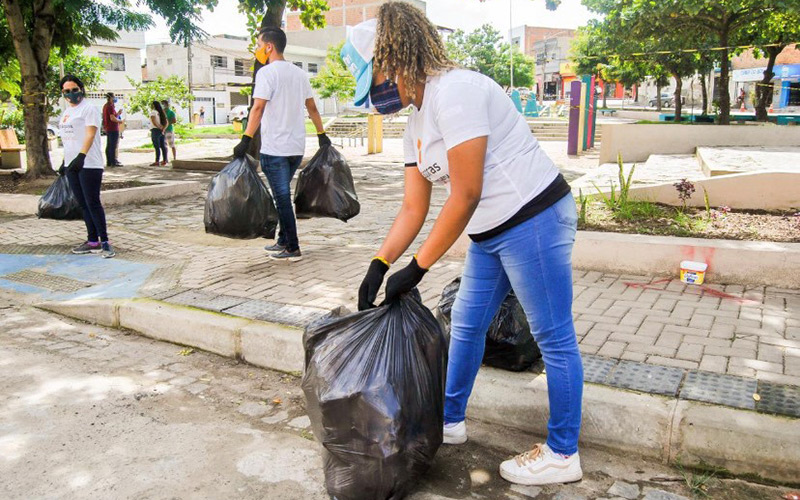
top-left (656, 82), bottom-right (662, 111)
top-left (700, 71), bottom-right (708, 116)
top-left (247, 1), bottom-right (288, 158)
top-left (717, 29), bottom-right (731, 125)
top-left (755, 46), bottom-right (781, 122)
top-left (3, 0), bottom-right (56, 178)
top-left (602, 83), bottom-right (607, 109)
top-left (673, 74), bottom-right (682, 122)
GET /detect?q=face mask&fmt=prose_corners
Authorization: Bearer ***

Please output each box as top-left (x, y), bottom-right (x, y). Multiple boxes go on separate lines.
top-left (114, 98), bottom-right (118, 103)
top-left (370, 80), bottom-right (404, 115)
top-left (255, 45), bottom-right (271, 65)
top-left (63, 89), bottom-right (83, 105)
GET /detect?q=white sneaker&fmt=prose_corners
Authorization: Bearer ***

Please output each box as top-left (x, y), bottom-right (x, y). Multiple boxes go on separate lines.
top-left (499, 443), bottom-right (582, 486)
top-left (443, 421), bottom-right (467, 444)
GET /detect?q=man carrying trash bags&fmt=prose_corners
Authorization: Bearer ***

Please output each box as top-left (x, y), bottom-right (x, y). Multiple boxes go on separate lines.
top-left (302, 3), bottom-right (585, 499)
top-left (232, 26), bottom-right (331, 262)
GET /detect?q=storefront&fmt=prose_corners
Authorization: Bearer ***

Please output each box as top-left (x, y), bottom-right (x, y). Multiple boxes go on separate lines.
top-left (732, 64), bottom-right (800, 108)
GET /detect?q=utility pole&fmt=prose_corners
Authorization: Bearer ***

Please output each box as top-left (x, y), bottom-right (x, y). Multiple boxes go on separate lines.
top-left (509, 0), bottom-right (514, 89)
top-left (187, 41), bottom-right (194, 123)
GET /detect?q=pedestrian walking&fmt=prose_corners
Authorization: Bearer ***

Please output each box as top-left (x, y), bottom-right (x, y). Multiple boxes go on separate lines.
top-left (149, 101), bottom-right (168, 166)
top-left (161, 100), bottom-right (177, 161)
top-left (101, 92), bottom-right (123, 167)
top-left (232, 26), bottom-right (330, 262)
top-left (58, 75), bottom-right (115, 258)
top-left (349, 2), bottom-right (582, 486)
top-left (199, 106), bottom-right (205, 125)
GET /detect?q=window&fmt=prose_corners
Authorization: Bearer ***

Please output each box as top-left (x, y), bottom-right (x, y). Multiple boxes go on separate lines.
top-left (307, 63), bottom-right (318, 74)
top-left (211, 55), bottom-right (227, 68)
top-left (292, 61), bottom-right (303, 69)
top-left (167, 58), bottom-right (173, 65)
top-left (235, 58), bottom-right (253, 77)
top-left (153, 59), bottom-right (157, 66)
top-left (99, 52), bottom-right (125, 71)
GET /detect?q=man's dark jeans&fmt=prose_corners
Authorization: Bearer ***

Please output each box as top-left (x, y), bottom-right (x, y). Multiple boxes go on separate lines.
top-left (260, 154), bottom-right (303, 252)
top-left (105, 131), bottom-right (119, 166)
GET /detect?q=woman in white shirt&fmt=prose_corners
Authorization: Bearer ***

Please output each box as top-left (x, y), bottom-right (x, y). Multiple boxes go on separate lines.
top-left (348, 2), bottom-right (582, 487)
top-left (58, 75), bottom-right (115, 258)
top-left (149, 101), bottom-right (168, 166)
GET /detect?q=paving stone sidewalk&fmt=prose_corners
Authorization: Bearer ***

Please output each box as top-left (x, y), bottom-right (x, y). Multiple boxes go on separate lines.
top-left (1, 143), bottom-right (798, 395)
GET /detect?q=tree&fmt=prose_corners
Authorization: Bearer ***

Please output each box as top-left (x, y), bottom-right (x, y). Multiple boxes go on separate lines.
top-left (46, 48), bottom-right (106, 115)
top-left (493, 45), bottom-right (536, 88)
top-left (746, 10), bottom-right (800, 121)
top-left (127, 76), bottom-right (193, 116)
top-left (310, 42), bottom-right (356, 112)
top-left (0, 0), bottom-right (217, 179)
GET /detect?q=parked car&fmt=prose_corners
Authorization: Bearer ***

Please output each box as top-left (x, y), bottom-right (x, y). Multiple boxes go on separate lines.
top-left (228, 105), bottom-right (248, 123)
top-left (649, 93), bottom-right (673, 107)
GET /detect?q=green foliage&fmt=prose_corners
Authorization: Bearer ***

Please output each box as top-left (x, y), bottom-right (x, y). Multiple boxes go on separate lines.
top-left (237, 0), bottom-right (329, 30)
top-left (592, 155), bottom-right (637, 214)
top-left (0, 105), bottom-right (25, 141)
top-left (577, 189), bottom-right (588, 227)
top-left (46, 48), bottom-right (106, 115)
top-left (311, 42), bottom-right (356, 101)
top-left (172, 118), bottom-right (194, 138)
top-left (445, 24), bottom-right (535, 88)
top-left (127, 76), bottom-right (192, 116)
top-left (703, 187), bottom-right (711, 220)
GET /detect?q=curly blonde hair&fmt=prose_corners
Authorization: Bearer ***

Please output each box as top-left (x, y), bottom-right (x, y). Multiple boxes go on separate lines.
top-left (374, 1), bottom-right (457, 99)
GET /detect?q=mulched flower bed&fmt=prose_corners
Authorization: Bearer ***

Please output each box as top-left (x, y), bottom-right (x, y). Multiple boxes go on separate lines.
top-left (0, 176), bottom-right (151, 196)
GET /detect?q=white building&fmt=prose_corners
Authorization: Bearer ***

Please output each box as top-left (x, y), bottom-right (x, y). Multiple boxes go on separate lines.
top-left (84, 31), bottom-right (145, 93)
top-left (146, 34), bottom-right (329, 124)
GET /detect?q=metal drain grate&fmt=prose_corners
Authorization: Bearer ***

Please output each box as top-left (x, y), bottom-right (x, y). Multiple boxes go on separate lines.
top-left (608, 361), bottom-right (685, 397)
top-left (756, 381), bottom-right (800, 418)
top-left (679, 370), bottom-right (758, 410)
top-left (1, 269), bottom-right (94, 293)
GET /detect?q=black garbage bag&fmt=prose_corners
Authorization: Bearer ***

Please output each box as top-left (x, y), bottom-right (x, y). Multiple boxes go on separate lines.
top-left (204, 155), bottom-right (278, 239)
top-left (302, 291), bottom-right (447, 500)
top-left (294, 144), bottom-right (360, 222)
top-left (436, 278), bottom-right (542, 372)
top-left (37, 174), bottom-right (83, 220)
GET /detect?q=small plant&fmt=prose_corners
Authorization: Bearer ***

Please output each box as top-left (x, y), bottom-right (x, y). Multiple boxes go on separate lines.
top-left (702, 187), bottom-right (711, 220)
top-left (592, 153), bottom-right (637, 213)
top-left (578, 188), bottom-right (588, 226)
top-left (675, 460), bottom-right (716, 498)
top-left (673, 178), bottom-right (696, 210)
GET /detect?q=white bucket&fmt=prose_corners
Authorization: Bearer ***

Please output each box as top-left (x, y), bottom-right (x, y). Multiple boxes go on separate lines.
top-left (680, 260), bottom-right (708, 285)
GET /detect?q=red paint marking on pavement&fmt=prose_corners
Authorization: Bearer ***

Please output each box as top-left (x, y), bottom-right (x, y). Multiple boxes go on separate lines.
top-left (622, 279), bottom-right (758, 305)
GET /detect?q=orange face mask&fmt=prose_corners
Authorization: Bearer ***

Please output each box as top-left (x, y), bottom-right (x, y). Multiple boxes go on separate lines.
top-left (255, 45), bottom-right (271, 65)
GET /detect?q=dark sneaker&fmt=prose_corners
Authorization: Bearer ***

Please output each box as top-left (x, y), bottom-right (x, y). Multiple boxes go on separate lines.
top-left (264, 243), bottom-right (286, 252)
top-left (101, 242), bottom-right (116, 259)
top-left (269, 249), bottom-right (302, 262)
top-left (72, 241), bottom-right (101, 255)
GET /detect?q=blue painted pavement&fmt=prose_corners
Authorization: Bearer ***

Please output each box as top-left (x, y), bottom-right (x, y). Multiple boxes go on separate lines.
top-left (0, 254), bottom-right (157, 301)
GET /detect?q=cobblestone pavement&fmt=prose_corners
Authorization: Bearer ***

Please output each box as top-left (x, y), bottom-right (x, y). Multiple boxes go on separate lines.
top-left (1, 300), bottom-right (783, 500)
top-left (0, 140), bottom-right (798, 387)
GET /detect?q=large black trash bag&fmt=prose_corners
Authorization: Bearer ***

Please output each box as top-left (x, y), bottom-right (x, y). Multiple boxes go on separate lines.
top-left (302, 291), bottom-right (447, 500)
top-left (436, 278), bottom-right (542, 372)
top-left (204, 155), bottom-right (278, 239)
top-left (294, 144), bottom-right (360, 222)
top-left (37, 174), bottom-right (83, 220)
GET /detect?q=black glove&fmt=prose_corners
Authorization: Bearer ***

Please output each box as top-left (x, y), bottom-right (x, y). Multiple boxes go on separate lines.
top-left (233, 134), bottom-right (252, 158)
top-left (57, 162), bottom-right (66, 176)
top-left (358, 258), bottom-right (390, 311)
top-left (384, 256), bottom-right (428, 305)
top-left (317, 132), bottom-right (332, 148)
top-left (67, 153), bottom-right (85, 173)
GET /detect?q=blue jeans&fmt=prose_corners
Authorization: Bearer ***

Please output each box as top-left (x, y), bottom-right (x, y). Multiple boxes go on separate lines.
top-left (445, 193), bottom-right (583, 455)
top-left (260, 154), bottom-right (303, 252)
top-left (151, 128), bottom-right (167, 162)
top-left (66, 168), bottom-right (108, 243)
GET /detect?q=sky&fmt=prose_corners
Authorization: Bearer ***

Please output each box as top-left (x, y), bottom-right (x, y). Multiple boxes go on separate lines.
top-left (144, 0), bottom-right (597, 45)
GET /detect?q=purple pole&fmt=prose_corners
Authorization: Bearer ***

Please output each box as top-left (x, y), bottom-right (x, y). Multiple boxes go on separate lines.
top-left (567, 81), bottom-right (582, 156)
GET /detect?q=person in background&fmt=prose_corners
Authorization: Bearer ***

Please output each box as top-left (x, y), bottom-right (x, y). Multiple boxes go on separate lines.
top-left (350, 2), bottom-right (582, 486)
top-left (232, 26), bottom-right (330, 262)
top-left (101, 92), bottom-right (123, 167)
top-left (161, 99), bottom-right (177, 161)
top-left (149, 101), bottom-right (168, 166)
top-left (199, 106), bottom-right (205, 125)
top-left (115, 105), bottom-right (125, 160)
top-left (58, 74), bottom-right (115, 258)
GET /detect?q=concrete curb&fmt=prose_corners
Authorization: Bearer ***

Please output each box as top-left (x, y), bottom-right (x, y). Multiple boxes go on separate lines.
top-left (448, 230), bottom-right (800, 288)
top-left (0, 180), bottom-right (201, 215)
top-left (36, 297), bottom-right (799, 483)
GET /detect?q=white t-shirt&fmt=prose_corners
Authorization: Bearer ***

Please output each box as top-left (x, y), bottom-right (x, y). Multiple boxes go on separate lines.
top-left (59, 99), bottom-right (104, 170)
top-left (252, 61), bottom-right (314, 156)
top-left (149, 110), bottom-right (163, 129)
top-left (403, 69), bottom-right (559, 235)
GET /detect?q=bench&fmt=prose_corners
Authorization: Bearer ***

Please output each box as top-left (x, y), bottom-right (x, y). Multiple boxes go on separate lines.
top-left (777, 116), bottom-right (800, 126)
top-left (598, 109), bottom-right (617, 116)
top-left (0, 128), bottom-right (24, 170)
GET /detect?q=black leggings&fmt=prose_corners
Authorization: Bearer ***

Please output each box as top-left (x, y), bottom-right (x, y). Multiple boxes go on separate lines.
top-left (66, 168), bottom-right (108, 242)
top-left (151, 128), bottom-right (167, 162)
